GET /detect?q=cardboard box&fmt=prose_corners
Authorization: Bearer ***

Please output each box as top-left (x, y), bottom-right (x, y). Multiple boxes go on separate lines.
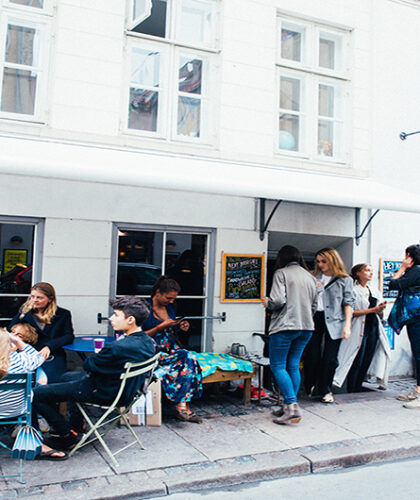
top-left (124, 380), bottom-right (161, 427)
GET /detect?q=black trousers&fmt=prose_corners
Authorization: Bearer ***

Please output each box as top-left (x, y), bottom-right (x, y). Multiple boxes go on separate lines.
top-left (346, 321), bottom-right (379, 393)
top-left (32, 372), bottom-right (101, 436)
top-left (303, 312), bottom-right (341, 396)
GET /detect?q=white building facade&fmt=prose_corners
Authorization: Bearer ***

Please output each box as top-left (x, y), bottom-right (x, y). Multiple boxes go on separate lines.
top-left (0, 0), bottom-right (419, 377)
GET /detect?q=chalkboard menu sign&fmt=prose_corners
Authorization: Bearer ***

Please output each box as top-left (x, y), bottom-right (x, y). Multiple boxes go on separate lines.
top-left (221, 253), bottom-right (265, 302)
top-left (379, 259), bottom-right (402, 299)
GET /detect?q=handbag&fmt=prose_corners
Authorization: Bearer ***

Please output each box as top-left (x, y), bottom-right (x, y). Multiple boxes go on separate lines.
top-left (388, 292), bottom-right (420, 334)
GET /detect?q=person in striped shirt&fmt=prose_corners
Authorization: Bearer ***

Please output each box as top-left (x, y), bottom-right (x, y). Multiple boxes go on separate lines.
top-left (0, 329), bottom-right (67, 460)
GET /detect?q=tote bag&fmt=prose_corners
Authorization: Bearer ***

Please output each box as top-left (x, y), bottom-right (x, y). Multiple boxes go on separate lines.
top-left (388, 292), bottom-right (420, 334)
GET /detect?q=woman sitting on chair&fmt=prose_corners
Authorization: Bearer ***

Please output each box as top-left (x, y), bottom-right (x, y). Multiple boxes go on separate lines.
top-left (143, 276), bottom-right (203, 423)
top-left (0, 329), bottom-right (67, 460)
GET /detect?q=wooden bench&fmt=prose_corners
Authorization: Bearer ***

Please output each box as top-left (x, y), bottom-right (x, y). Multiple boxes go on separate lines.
top-left (202, 365), bottom-right (255, 405)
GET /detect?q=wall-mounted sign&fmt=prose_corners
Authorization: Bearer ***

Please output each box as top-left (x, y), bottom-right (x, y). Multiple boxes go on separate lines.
top-left (3, 249), bottom-right (28, 274)
top-left (221, 253), bottom-right (265, 302)
top-left (379, 259), bottom-right (402, 299)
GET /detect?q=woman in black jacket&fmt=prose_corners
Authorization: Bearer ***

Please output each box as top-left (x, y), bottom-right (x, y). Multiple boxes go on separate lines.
top-left (389, 244), bottom-right (420, 408)
top-left (9, 282), bottom-right (74, 383)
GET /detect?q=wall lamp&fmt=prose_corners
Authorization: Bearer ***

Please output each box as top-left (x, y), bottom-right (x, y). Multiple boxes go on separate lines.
top-left (400, 130), bottom-right (420, 140)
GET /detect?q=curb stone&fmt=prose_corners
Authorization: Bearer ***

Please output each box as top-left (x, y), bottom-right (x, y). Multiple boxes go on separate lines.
top-left (4, 430), bottom-right (420, 499)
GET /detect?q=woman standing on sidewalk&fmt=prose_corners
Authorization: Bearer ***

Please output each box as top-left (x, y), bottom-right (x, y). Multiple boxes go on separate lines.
top-left (262, 246), bottom-right (318, 424)
top-left (334, 263), bottom-right (390, 392)
top-left (388, 244), bottom-right (420, 409)
top-left (303, 248), bottom-right (355, 404)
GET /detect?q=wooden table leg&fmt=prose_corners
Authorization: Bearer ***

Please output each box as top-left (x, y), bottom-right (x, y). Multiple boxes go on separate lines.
top-left (243, 377), bottom-right (251, 405)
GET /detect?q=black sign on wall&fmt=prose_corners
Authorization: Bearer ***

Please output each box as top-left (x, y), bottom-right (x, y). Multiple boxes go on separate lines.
top-left (221, 253), bottom-right (265, 302)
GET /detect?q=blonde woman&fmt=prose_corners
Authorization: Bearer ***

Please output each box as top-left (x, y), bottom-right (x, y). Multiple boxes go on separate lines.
top-left (0, 329), bottom-right (67, 460)
top-left (303, 248), bottom-right (355, 403)
top-left (9, 283), bottom-right (74, 383)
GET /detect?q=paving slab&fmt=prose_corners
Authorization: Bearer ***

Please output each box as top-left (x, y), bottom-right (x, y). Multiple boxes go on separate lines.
top-left (239, 406), bottom-right (359, 448)
top-left (167, 415), bottom-right (286, 461)
top-left (89, 423), bottom-right (207, 473)
top-left (1, 442), bottom-right (111, 490)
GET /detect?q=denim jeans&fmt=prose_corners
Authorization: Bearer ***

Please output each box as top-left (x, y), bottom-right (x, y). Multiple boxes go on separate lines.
top-left (407, 319), bottom-right (420, 385)
top-left (269, 330), bottom-right (313, 404)
top-left (32, 372), bottom-right (102, 436)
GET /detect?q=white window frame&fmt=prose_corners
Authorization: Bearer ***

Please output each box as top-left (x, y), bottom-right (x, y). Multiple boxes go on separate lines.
top-left (3, 0), bottom-right (54, 14)
top-left (124, 0), bottom-right (219, 146)
top-left (0, 3), bottom-right (52, 122)
top-left (276, 15), bottom-right (350, 164)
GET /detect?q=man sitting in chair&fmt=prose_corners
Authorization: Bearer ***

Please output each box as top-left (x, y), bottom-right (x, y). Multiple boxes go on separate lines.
top-left (32, 296), bottom-right (156, 455)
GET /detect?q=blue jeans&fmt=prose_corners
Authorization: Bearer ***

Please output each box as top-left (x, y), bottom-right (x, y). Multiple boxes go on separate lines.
top-left (269, 330), bottom-right (313, 404)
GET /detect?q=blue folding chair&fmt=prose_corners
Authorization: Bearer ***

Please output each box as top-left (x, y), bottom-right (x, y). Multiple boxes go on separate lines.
top-left (0, 372), bottom-right (34, 484)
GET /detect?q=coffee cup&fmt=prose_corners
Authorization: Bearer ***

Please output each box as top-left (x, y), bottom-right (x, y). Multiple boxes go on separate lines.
top-left (94, 338), bottom-right (105, 353)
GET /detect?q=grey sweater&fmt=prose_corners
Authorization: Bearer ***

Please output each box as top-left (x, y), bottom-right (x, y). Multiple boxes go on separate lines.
top-left (267, 262), bottom-right (318, 334)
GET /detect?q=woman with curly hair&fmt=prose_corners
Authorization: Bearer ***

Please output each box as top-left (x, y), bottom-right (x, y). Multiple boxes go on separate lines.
top-left (143, 276), bottom-right (203, 423)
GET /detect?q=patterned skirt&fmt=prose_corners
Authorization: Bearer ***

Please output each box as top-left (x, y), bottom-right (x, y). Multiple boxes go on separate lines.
top-left (155, 331), bottom-right (203, 403)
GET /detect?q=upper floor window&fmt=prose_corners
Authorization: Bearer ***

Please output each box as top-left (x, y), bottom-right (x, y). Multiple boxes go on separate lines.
top-left (277, 17), bottom-right (350, 163)
top-left (125, 0), bottom-right (218, 144)
top-left (0, 0), bottom-right (52, 121)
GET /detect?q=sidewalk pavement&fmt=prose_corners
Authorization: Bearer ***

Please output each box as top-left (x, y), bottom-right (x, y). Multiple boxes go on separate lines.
top-left (1, 378), bottom-right (419, 500)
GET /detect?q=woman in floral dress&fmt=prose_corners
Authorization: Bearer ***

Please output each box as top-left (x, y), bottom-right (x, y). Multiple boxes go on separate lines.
top-left (143, 276), bottom-right (203, 423)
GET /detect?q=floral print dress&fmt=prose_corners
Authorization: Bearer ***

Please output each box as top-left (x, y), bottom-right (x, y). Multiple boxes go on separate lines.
top-left (143, 300), bottom-right (203, 403)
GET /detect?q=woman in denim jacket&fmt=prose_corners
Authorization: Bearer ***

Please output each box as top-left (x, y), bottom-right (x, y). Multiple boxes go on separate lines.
top-left (303, 248), bottom-right (355, 403)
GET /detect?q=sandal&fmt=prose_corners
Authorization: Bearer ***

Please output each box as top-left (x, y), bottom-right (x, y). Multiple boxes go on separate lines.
top-left (175, 408), bottom-right (203, 423)
top-left (35, 449), bottom-right (69, 461)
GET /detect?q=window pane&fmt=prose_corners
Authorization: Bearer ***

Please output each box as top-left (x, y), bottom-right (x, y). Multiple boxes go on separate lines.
top-left (319, 31), bottom-right (342, 71)
top-left (319, 38), bottom-right (335, 70)
top-left (1, 68), bottom-right (36, 114)
top-left (279, 114), bottom-right (299, 151)
top-left (9, 0), bottom-right (44, 8)
top-left (128, 88), bottom-right (159, 131)
top-left (0, 222), bottom-right (34, 297)
top-left (6, 25), bottom-right (37, 66)
top-left (117, 230), bottom-right (163, 295)
top-left (319, 84), bottom-right (334, 117)
top-left (179, 56), bottom-right (202, 95)
top-left (318, 119), bottom-right (333, 156)
top-left (281, 25), bottom-right (304, 62)
top-left (174, 298), bottom-right (204, 351)
top-left (280, 76), bottom-right (300, 111)
top-left (131, 0), bottom-right (167, 38)
top-left (131, 48), bottom-right (160, 87)
top-left (179, 0), bottom-right (213, 45)
top-left (165, 233), bottom-right (206, 296)
top-left (0, 297), bottom-right (27, 326)
top-left (177, 96), bottom-right (201, 137)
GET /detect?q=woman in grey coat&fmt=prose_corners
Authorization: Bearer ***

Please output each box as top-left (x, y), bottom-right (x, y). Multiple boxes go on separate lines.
top-left (303, 248), bottom-right (355, 404)
top-left (262, 246), bottom-right (318, 424)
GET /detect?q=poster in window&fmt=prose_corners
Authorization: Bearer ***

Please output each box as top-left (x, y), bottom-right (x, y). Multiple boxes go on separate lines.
top-left (379, 259), bottom-right (402, 299)
top-left (221, 253), bottom-right (265, 302)
top-left (3, 249), bottom-right (28, 274)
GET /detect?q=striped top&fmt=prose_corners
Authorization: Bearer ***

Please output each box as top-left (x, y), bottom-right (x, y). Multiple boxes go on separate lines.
top-left (0, 345), bottom-right (45, 418)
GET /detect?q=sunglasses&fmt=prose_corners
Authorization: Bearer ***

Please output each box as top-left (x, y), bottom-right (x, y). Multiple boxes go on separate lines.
top-left (316, 259), bottom-right (327, 264)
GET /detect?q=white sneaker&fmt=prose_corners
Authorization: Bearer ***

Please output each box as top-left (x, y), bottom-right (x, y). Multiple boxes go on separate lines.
top-left (403, 398), bottom-right (420, 409)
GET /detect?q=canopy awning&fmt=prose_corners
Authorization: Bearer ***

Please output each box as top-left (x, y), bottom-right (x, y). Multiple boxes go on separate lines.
top-left (1, 135), bottom-right (419, 213)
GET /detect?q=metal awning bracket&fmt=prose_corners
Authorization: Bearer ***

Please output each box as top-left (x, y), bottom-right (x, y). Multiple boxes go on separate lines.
top-left (259, 198), bottom-right (283, 241)
top-left (355, 208), bottom-right (380, 246)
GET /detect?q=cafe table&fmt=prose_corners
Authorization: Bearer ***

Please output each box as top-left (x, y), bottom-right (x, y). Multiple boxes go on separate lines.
top-left (63, 336), bottom-right (116, 360)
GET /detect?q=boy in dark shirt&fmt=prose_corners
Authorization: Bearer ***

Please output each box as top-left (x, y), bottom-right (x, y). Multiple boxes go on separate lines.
top-left (33, 296), bottom-right (155, 455)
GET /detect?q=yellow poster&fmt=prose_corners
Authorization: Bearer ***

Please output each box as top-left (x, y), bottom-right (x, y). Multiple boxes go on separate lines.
top-left (3, 249), bottom-right (28, 274)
